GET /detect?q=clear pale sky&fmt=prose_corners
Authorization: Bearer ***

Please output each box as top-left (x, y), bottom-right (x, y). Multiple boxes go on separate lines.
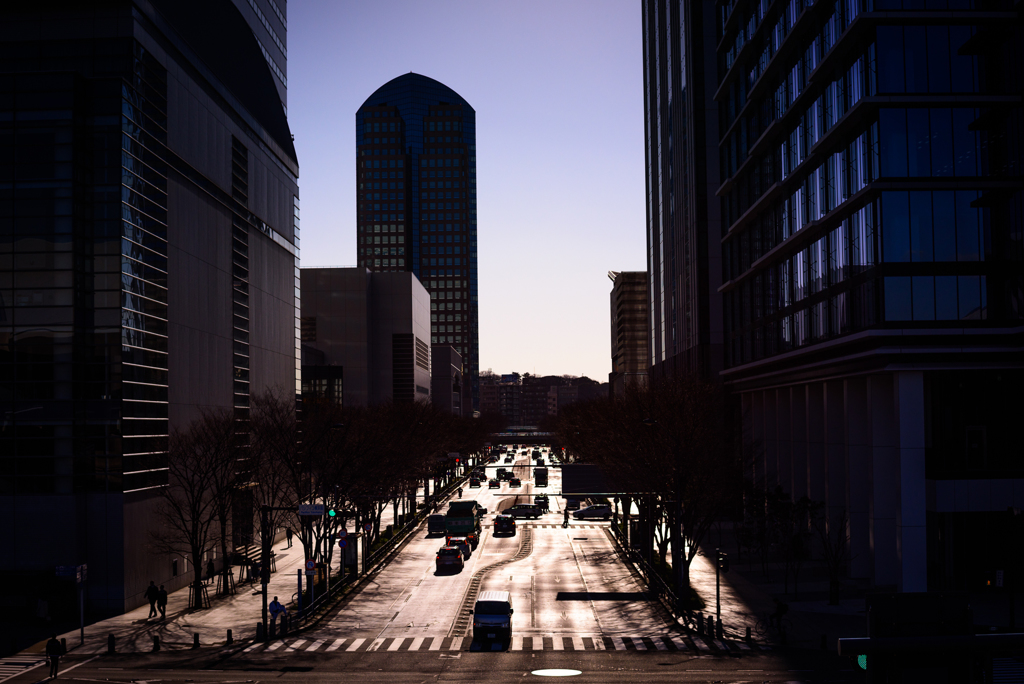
top-left (288, 1), bottom-right (647, 381)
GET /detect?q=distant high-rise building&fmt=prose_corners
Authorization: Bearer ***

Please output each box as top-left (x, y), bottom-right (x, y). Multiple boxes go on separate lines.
top-left (354, 74), bottom-right (479, 411)
top-left (608, 271), bottom-right (649, 396)
top-left (0, 0), bottom-right (299, 625)
top-left (712, 0), bottom-right (1022, 592)
top-left (642, 0), bottom-right (723, 381)
top-left (431, 346), bottom-right (463, 416)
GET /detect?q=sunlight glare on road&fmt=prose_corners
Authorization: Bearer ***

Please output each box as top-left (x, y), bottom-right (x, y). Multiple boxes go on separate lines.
top-left (531, 669), bottom-right (583, 677)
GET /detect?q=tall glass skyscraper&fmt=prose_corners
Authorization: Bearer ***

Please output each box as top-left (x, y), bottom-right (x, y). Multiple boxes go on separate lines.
top-left (355, 74), bottom-right (479, 411)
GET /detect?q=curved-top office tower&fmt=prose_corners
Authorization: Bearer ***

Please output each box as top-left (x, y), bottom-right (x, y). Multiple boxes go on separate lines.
top-left (355, 74), bottom-right (479, 412)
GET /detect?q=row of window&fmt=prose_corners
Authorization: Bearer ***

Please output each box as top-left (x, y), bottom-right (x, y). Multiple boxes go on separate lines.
top-left (884, 275), bottom-right (987, 322)
top-left (881, 191), bottom-right (989, 264)
top-left (428, 280), bottom-right (465, 290)
top-left (424, 245), bottom-right (465, 255)
top-left (423, 234), bottom-right (465, 243)
top-left (360, 246), bottom-right (404, 256)
top-left (433, 312), bottom-right (464, 321)
top-left (432, 324), bottom-right (465, 333)
top-left (877, 25), bottom-right (980, 95)
top-left (432, 301), bottom-right (465, 311)
top-left (365, 121), bottom-right (402, 133)
top-left (361, 192), bottom-right (403, 201)
top-left (359, 234), bottom-right (404, 245)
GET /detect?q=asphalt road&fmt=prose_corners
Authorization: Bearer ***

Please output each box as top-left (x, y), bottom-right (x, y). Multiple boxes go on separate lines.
top-left (5, 450), bottom-right (863, 683)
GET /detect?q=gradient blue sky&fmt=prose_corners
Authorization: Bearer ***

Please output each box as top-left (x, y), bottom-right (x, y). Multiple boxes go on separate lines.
top-left (289, 1), bottom-right (646, 381)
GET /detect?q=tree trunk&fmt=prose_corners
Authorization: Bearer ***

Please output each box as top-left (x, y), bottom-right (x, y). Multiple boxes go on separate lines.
top-left (218, 512), bottom-right (231, 595)
top-left (670, 499), bottom-right (686, 607)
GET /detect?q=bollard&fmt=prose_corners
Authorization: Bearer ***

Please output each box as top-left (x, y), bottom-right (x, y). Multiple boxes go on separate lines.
top-left (192, 633), bottom-right (199, 649)
top-left (820, 632), bottom-right (827, 651)
top-left (269, 621), bottom-right (277, 640)
top-left (696, 612), bottom-right (704, 635)
top-left (152, 635), bottom-right (160, 652)
top-left (256, 621), bottom-right (265, 642)
top-left (280, 615), bottom-right (288, 636)
top-left (107, 633), bottom-right (116, 654)
top-left (60, 638), bottom-right (67, 655)
top-left (716, 618), bottom-right (724, 640)
top-left (226, 628), bottom-right (233, 645)
top-left (706, 614), bottom-right (715, 636)
top-left (745, 625), bottom-right (752, 641)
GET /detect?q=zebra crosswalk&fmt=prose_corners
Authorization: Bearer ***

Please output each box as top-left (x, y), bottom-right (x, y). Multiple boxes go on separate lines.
top-left (0, 656), bottom-right (45, 682)
top-left (239, 633), bottom-right (763, 654)
top-left (482, 523), bottom-right (610, 529)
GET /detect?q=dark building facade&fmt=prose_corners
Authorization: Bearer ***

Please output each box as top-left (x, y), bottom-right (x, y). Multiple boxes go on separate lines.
top-left (642, 0), bottom-right (724, 381)
top-left (354, 74), bottom-right (479, 412)
top-left (430, 345), bottom-right (463, 416)
top-left (0, 0), bottom-right (300, 624)
top-left (229, 0), bottom-right (288, 111)
top-left (608, 270), bottom-right (650, 396)
top-left (713, 0), bottom-right (1022, 591)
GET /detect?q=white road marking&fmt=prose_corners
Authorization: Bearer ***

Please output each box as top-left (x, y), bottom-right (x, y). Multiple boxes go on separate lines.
top-left (668, 636), bottom-right (688, 651)
top-left (551, 635), bottom-right (563, 651)
top-left (409, 637), bottom-right (424, 651)
top-left (511, 637), bottom-right (524, 651)
top-left (285, 639), bottom-right (306, 651)
top-left (692, 637), bottom-right (712, 652)
top-left (428, 637), bottom-right (443, 651)
top-left (346, 638), bottom-right (365, 652)
top-left (243, 642), bottom-right (261, 653)
top-left (592, 636), bottom-right (606, 650)
top-left (571, 636), bottom-right (585, 651)
top-left (531, 636), bottom-right (542, 650)
top-left (631, 637), bottom-right (648, 651)
top-left (265, 640), bottom-right (284, 651)
top-left (734, 640), bottom-right (751, 650)
top-left (305, 639), bottom-right (325, 652)
top-left (612, 636), bottom-right (627, 650)
top-left (366, 638), bottom-right (385, 652)
top-left (387, 637), bottom-right (405, 651)
top-left (325, 638), bottom-right (346, 652)
top-left (449, 637), bottom-right (463, 651)
top-left (653, 637), bottom-right (669, 650)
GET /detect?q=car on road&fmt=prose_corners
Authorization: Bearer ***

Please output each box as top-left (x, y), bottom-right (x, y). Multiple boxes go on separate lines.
top-left (502, 503), bottom-right (541, 519)
top-left (564, 497), bottom-right (581, 511)
top-left (435, 546), bottom-right (464, 572)
top-left (469, 478), bottom-right (481, 488)
top-left (427, 514), bottom-right (447, 535)
top-left (472, 590), bottom-right (514, 644)
top-left (573, 504), bottom-right (612, 520)
top-left (493, 513), bottom-right (516, 535)
top-left (446, 536), bottom-right (471, 559)
top-left (509, 477), bottom-right (521, 487)
top-left (488, 478), bottom-right (500, 489)
top-left (496, 468), bottom-right (511, 481)
top-left (533, 495), bottom-right (549, 510)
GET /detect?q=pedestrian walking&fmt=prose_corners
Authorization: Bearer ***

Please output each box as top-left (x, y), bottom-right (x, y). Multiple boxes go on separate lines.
top-left (269, 596), bottom-right (287, 624)
top-left (145, 580), bottom-right (159, 618)
top-left (206, 559), bottom-right (215, 584)
top-left (457, 487), bottom-right (463, 499)
top-left (563, 509), bottom-right (570, 528)
top-left (157, 584), bottom-right (168, 619)
top-left (286, 527), bottom-right (293, 548)
top-left (45, 634), bottom-right (61, 678)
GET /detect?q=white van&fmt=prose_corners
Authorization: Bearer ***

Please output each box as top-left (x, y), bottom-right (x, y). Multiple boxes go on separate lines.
top-left (472, 590), bottom-right (513, 643)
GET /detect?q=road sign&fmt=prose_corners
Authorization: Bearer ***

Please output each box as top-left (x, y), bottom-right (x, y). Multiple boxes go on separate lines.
top-left (338, 529), bottom-right (348, 538)
top-left (298, 503), bottom-right (325, 516)
top-left (305, 559), bottom-right (315, 571)
top-left (338, 539), bottom-right (347, 549)
top-left (364, 523), bottom-right (372, 532)
top-left (305, 569), bottom-right (315, 576)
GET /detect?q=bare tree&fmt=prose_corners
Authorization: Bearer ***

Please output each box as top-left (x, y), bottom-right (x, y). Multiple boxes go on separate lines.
top-left (151, 411), bottom-right (237, 609)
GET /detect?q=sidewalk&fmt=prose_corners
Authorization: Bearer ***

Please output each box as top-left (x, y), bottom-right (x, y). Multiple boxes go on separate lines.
top-left (27, 481), bottom-right (457, 656)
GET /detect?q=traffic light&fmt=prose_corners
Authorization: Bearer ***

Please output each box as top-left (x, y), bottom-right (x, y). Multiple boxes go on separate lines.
top-left (719, 552), bottom-right (729, 573)
top-left (328, 508), bottom-right (337, 518)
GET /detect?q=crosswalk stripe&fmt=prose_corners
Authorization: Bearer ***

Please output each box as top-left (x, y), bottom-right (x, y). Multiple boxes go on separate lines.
top-left (552, 636), bottom-right (564, 651)
top-left (592, 636), bottom-right (606, 650)
top-left (692, 637), bottom-right (712, 652)
top-left (653, 637), bottom-right (668, 650)
top-left (511, 636), bottom-right (524, 651)
top-left (571, 636), bottom-right (585, 651)
top-left (668, 636), bottom-right (688, 651)
top-left (733, 640), bottom-right (751, 650)
top-left (243, 642), bottom-right (261, 653)
top-left (532, 636), bottom-right (542, 650)
top-left (325, 638), bottom-right (346, 652)
top-left (449, 637), bottom-right (463, 651)
top-left (409, 637), bottom-right (424, 651)
top-left (712, 639), bottom-right (727, 651)
top-left (367, 638), bottom-right (385, 652)
top-left (611, 636), bottom-right (626, 650)
top-left (428, 637), bottom-right (443, 651)
top-left (387, 637), bottom-right (404, 652)
top-left (305, 639), bottom-right (325, 652)
top-left (346, 638), bottom-right (365, 652)
top-left (630, 637), bottom-right (647, 651)
top-left (286, 639), bottom-right (307, 652)
top-left (266, 641), bottom-right (284, 651)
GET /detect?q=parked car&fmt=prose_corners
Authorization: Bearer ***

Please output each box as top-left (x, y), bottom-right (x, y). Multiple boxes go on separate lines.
top-left (502, 503), bottom-right (541, 519)
top-left (488, 478), bottom-right (500, 489)
top-left (435, 546), bottom-right (464, 572)
top-left (427, 514), bottom-right (447, 535)
top-left (533, 495), bottom-right (549, 511)
top-left (573, 504), bottom-right (612, 520)
top-left (446, 536), bottom-right (472, 559)
top-left (493, 514), bottom-right (516, 535)
top-left (509, 477), bottom-right (521, 487)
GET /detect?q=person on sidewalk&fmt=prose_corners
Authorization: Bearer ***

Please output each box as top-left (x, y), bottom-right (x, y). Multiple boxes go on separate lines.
top-left (457, 487), bottom-right (462, 499)
top-left (145, 580), bottom-right (159, 618)
top-left (563, 509), bottom-right (570, 528)
top-left (206, 560), bottom-right (215, 585)
top-left (157, 584), bottom-right (168, 619)
top-left (45, 634), bottom-right (61, 679)
top-left (286, 527), bottom-right (293, 548)
top-left (269, 596), bottom-right (287, 625)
